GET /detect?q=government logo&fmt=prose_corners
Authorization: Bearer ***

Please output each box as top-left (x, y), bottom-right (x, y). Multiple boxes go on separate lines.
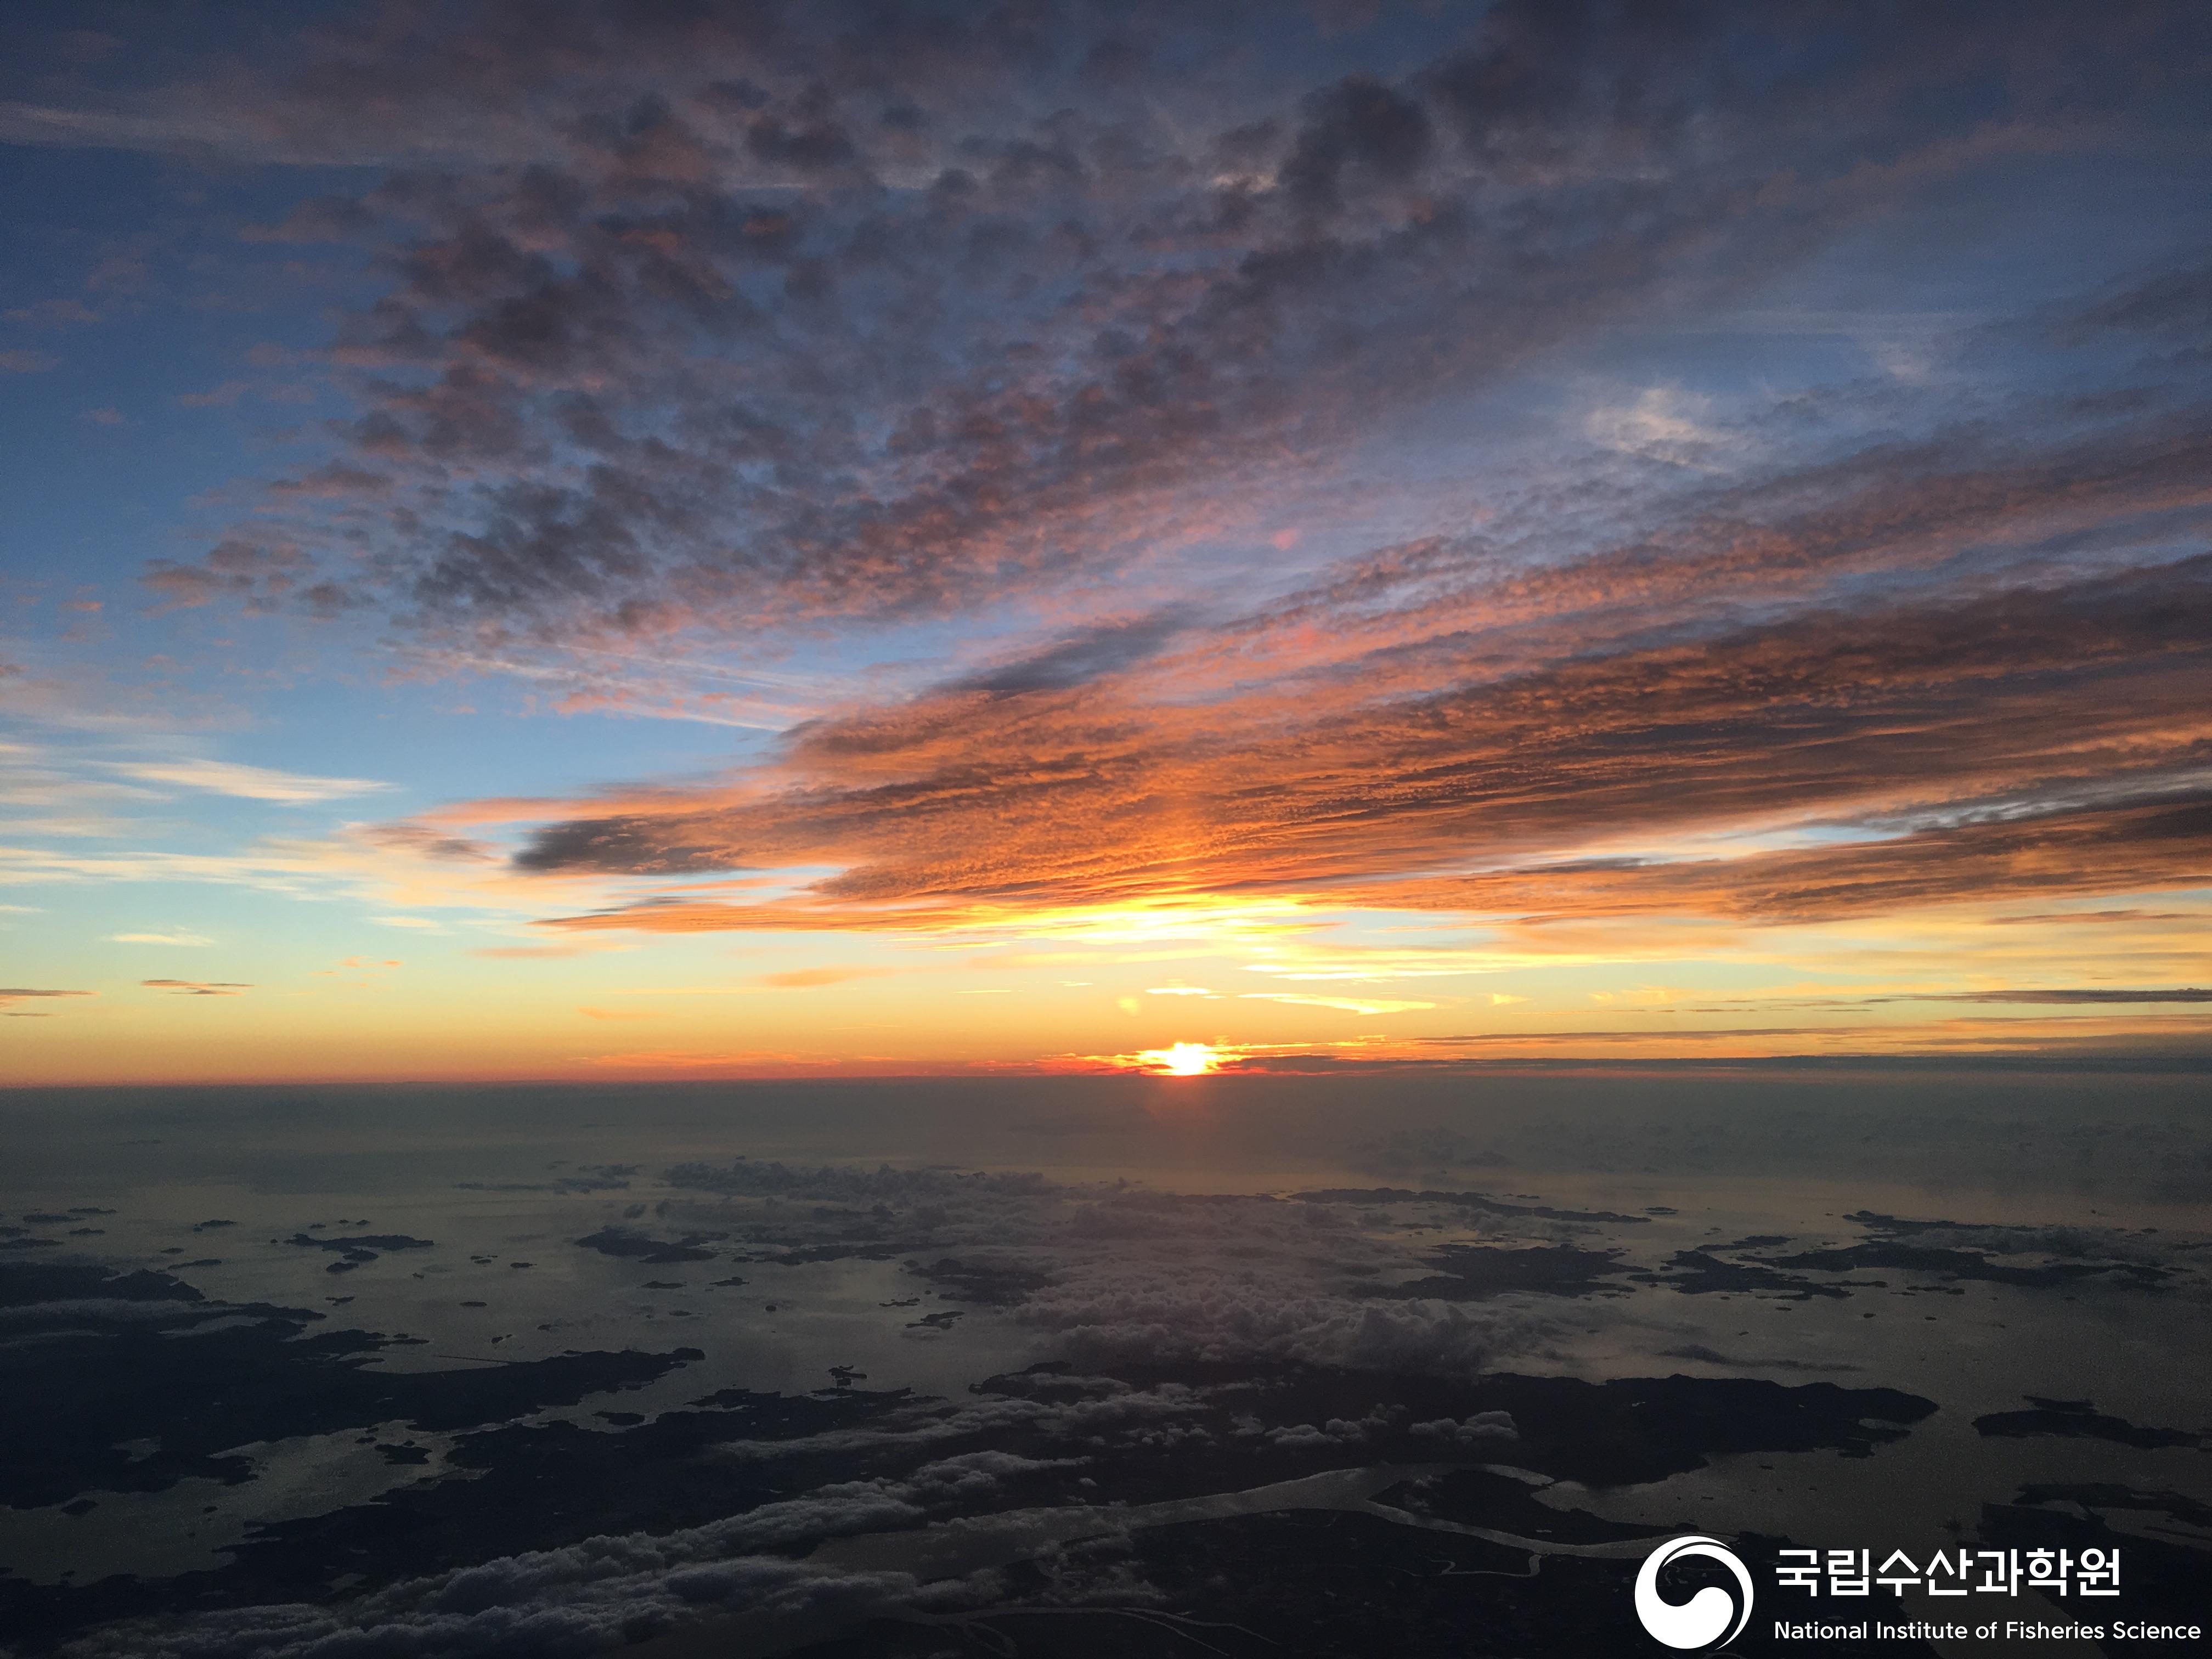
top-left (1635, 1535), bottom-right (1756, 1650)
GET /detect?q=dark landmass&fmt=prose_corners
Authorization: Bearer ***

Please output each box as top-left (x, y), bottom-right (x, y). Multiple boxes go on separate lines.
top-left (1972, 1397), bottom-right (2202, 1449)
top-left (2, 1340), bottom-right (1943, 1656)
top-left (1656, 1249), bottom-right (1858, 1300)
top-left (1658, 1343), bottom-right (1860, 1373)
top-left (574, 1227), bottom-right (716, 1264)
top-left (0, 1385), bottom-right (917, 1653)
top-left (766, 1242), bottom-right (901, 1265)
top-left (283, 1232), bottom-right (436, 1272)
top-left (1825, 1211), bottom-right (2178, 1287)
top-left (961, 1363), bottom-right (1936, 1500)
top-left (1289, 1188), bottom-right (1652, 1225)
top-left (0, 1261), bottom-right (204, 1308)
top-left (1768, 1240), bottom-right (2166, 1288)
top-left (2010, 1481), bottom-right (2212, 1531)
top-left (1372, 1465), bottom-right (1663, 1544)
top-left (1364, 1243), bottom-right (1633, 1300)
top-left (0, 1259), bottom-right (699, 1509)
top-left (284, 1233), bottom-right (434, 1254)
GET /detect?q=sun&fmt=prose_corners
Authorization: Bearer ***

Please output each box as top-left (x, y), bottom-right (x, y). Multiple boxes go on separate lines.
top-left (1141, 1042), bottom-right (1221, 1076)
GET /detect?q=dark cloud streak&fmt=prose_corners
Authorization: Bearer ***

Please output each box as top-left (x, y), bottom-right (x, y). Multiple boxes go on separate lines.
top-left (517, 543), bottom-right (2212, 927)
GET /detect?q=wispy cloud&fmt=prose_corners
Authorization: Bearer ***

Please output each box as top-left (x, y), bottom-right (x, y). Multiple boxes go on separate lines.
top-left (1928, 987), bottom-right (2212, 1005)
top-left (142, 978), bottom-right (252, 996)
top-left (0, 826), bottom-right (621, 921)
top-left (469, 941), bottom-right (628, 960)
top-left (755, 966), bottom-right (894, 989)
top-left (106, 758), bottom-right (391, 804)
top-left (1238, 994), bottom-right (1437, 1015)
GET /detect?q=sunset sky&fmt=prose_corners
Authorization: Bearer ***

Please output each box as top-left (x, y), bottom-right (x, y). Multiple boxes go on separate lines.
top-left (2, 0), bottom-right (2208, 1085)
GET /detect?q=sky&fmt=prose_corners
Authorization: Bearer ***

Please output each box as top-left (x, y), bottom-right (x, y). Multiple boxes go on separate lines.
top-left (1, 0), bottom-right (2208, 1086)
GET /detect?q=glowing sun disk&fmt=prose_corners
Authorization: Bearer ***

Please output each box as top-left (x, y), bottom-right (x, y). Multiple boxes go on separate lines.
top-left (1143, 1042), bottom-right (1220, 1076)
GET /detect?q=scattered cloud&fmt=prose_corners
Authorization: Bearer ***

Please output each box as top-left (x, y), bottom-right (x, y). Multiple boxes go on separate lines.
top-left (4, 297), bottom-right (98, 327)
top-left (1583, 386), bottom-right (1737, 469)
top-left (106, 930), bottom-right (213, 946)
top-left (118, 0), bottom-right (2210, 671)
top-left (142, 978), bottom-right (251, 996)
